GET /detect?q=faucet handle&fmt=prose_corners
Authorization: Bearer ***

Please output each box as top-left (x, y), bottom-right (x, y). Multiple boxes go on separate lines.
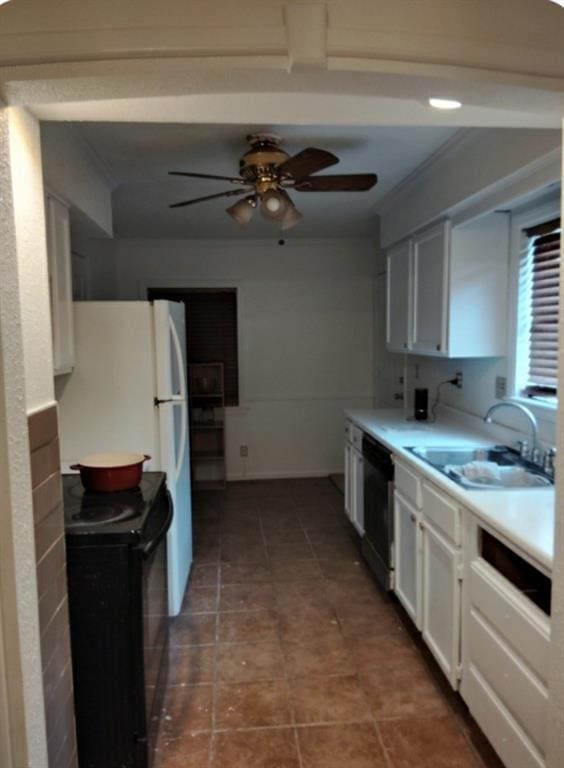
top-left (517, 439), bottom-right (530, 459)
top-left (543, 447), bottom-right (556, 476)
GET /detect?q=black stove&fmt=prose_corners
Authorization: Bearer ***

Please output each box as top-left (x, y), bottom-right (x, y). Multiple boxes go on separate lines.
top-left (63, 472), bottom-right (165, 544)
top-left (63, 471), bottom-right (172, 768)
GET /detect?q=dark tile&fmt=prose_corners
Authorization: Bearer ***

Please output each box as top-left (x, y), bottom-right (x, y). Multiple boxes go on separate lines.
top-left (181, 587), bottom-right (218, 614)
top-left (282, 635), bottom-right (354, 677)
top-left (189, 564), bottom-right (219, 588)
top-left (278, 605), bottom-right (340, 644)
top-left (270, 559), bottom-right (323, 582)
top-left (215, 679), bottom-right (292, 728)
top-left (221, 562), bottom-right (272, 584)
top-left (168, 646), bottom-right (215, 685)
top-left (220, 542), bottom-right (268, 564)
top-left (297, 722), bottom-right (387, 768)
top-left (211, 728), bottom-right (299, 768)
top-left (217, 641), bottom-right (286, 683)
top-left (289, 674), bottom-right (370, 725)
top-left (267, 541), bottom-right (315, 562)
top-left (262, 527), bottom-right (310, 545)
top-left (378, 716), bottom-right (482, 768)
top-left (169, 613), bottom-right (217, 646)
top-left (336, 604), bottom-right (405, 638)
top-left (219, 583), bottom-right (276, 612)
top-left (360, 654), bottom-right (450, 719)
top-left (160, 685), bottom-right (213, 734)
top-left (155, 730), bottom-right (211, 768)
top-left (346, 631), bottom-right (417, 672)
top-left (218, 610), bottom-right (279, 643)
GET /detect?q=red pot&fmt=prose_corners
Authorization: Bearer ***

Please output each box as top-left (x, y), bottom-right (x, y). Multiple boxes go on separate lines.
top-left (70, 452), bottom-right (151, 492)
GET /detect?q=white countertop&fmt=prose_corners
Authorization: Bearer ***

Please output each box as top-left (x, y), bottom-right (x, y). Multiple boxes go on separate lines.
top-left (345, 408), bottom-right (555, 573)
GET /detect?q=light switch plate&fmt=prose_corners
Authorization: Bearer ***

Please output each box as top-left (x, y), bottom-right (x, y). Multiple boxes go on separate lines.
top-left (495, 376), bottom-right (507, 399)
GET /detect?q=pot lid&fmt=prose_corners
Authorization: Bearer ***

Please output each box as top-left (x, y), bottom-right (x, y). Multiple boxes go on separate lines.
top-left (78, 452), bottom-right (147, 468)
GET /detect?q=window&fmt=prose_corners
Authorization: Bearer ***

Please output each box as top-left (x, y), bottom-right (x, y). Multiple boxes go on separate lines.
top-left (512, 203), bottom-right (561, 407)
top-left (148, 287), bottom-right (239, 406)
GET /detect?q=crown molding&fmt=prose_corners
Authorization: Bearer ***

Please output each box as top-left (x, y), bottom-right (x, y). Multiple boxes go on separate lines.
top-left (373, 127), bottom-right (477, 216)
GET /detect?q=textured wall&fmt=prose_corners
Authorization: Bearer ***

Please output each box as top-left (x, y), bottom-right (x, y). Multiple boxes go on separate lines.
top-left (8, 106), bottom-right (55, 413)
top-left (0, 104), bottom-right (49, 768)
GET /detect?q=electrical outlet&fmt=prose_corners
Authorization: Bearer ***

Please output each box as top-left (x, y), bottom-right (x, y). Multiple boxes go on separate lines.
top-left (495, 376), bottom-right (507, 399)
top-left (455, 371), bottom-right (463, 389)
top-left (239, 445), bottom-right (248, 458)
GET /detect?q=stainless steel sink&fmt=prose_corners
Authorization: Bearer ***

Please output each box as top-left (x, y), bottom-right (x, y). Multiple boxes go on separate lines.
top-left (407, 445), bottom-right (553, 489)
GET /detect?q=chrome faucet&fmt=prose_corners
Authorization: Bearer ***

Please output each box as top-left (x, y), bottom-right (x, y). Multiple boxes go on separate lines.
top-left (483, 402), bottom-right (538, 456)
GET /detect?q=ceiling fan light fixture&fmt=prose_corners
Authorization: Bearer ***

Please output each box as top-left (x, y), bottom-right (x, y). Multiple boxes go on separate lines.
top-left (226, 195), bottom-right (257, 225)
top-left (280, 204), bottom-right (303, 231)
top-left (260, 189), bottom-right (288, 221)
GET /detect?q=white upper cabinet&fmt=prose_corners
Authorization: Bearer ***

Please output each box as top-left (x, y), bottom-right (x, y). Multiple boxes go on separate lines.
top-left (386, 212), bottom-right (509, 358)
top-left (46, 193), bottom-right (75, 375)
top-left (412, 222), bottom-right (449, 354)
top-left (386, 239), bottom-right (412, 352)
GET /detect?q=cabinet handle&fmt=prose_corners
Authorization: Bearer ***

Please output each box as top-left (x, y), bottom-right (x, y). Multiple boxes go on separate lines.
top-left (403, 343), bottom-right (408, 349)
top-left (419, 522), bottom-right (425, 530)
top-left (410, 513), bottom-right (416, 523)
top-left (436, 343), bottom-right (441, 352)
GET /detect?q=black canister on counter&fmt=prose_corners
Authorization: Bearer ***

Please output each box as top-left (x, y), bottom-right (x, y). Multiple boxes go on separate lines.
top-left (414, 388), bottom-right (428, 421)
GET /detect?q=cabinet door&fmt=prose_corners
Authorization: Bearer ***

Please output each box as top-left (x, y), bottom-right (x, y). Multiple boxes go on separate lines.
top-left (386, 239), bottom-right (412, 352)
top-left (412, 222), bottom-right (449, 354)
top-left (393, 491), bottom-right (421, 629)
top-left (46, 194), bottom-right (74, 374)
top-left (422, 520), bottom-right (461, 688)
top-left (352, 448), bottom-right (364, 535)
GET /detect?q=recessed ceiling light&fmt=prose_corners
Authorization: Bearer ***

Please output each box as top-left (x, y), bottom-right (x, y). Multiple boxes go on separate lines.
top-left (428, 98), bottom-right (462, 111)
top-left (549, 0), bottom-right (564, 7)
top-left (0, 1), bottom-right (13, 5)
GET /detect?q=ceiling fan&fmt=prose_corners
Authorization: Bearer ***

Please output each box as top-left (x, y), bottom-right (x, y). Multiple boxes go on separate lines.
top-left (168, 133), bottom-right (378, 230)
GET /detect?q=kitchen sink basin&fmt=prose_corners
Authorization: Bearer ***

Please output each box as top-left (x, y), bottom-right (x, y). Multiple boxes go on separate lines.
top-left (407, 445), bottom-right (553, 489)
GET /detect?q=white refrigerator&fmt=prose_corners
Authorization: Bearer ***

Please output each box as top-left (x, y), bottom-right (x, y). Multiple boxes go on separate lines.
top-left (58, 300), bottom-right (192, 616)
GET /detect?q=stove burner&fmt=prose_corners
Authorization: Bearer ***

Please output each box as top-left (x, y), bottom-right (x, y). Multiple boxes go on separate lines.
top-left (71, 503), bottom-right (138, 526)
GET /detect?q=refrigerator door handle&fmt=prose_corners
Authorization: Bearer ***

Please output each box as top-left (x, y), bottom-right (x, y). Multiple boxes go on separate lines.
top-left (168, 316), bottom-right (188, 481)
top-left (154, 395), bottom-right (184, 407)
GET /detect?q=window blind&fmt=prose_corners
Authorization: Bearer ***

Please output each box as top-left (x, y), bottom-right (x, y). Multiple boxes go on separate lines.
top-left (523, 218), bottom-right (561, 394)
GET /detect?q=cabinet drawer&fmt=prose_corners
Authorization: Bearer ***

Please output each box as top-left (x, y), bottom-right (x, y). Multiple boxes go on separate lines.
top-left (469, 560), bottom-right (550, 685)
top-left (422, 482), bottom-right (460, 545)
top-left (464, 665), bottom-right (544, 768)
top-left (394, 460), bottom-right (422, 508)
top-left (468, 609), bottom-right (547, 753)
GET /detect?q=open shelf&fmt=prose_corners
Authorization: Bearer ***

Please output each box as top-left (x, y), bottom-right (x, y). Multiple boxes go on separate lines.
top-left (188, 362), bottom-right (226, 490)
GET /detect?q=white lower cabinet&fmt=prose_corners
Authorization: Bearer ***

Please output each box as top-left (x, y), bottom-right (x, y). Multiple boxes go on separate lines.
top-left (421, 520), bottom-right (462, 687)
top-left (461, 515), bottom-right (550, 768)
top-left (393, 469), bottom-right (464, 689)
top-left (393, 490), bottom-right (421, 628)
top-left (344, 422), bottom-right (364, 535)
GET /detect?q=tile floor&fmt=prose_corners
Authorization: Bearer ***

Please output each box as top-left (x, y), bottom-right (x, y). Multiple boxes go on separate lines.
top-left (154, 477), bottom-right (502, 768)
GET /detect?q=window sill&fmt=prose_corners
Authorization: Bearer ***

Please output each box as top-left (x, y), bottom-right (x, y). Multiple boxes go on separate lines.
top-left (505, 395), bottom-right (557, 422)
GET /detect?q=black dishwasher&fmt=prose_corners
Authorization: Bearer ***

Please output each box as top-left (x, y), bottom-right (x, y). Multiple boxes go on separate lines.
top-left (361, 435), bottom-right (395, 591)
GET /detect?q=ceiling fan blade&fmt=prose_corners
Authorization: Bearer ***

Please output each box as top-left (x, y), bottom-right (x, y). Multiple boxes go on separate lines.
top-left (294, 174), bottom-right (378, 192)
top-left (277, 148), bottom-right (339, 180)
top-left (169, 171), bottom-right (247, 185)
top-left (169, 189), bottom-right (249, 209)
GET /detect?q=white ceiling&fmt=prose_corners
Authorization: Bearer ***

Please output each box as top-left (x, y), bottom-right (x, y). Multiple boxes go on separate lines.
top-left (74, 122), bottom-right (459, 239)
